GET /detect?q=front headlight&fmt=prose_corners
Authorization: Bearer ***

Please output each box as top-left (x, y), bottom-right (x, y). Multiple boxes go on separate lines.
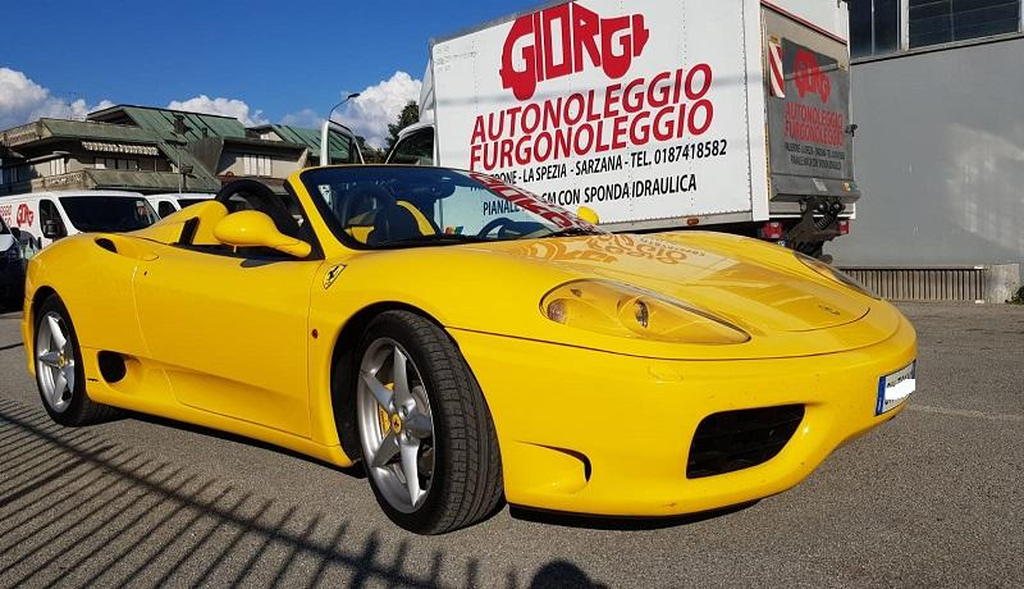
top-left (540, 280), bottom-right (750, 344)
top-left (795, 252), bottom-right (878, 299)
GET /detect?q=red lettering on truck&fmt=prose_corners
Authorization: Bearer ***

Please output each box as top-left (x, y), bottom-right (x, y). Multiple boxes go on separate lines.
top-left (793, 49), bottom-right (831, 104)
top-left (500, 2), bottom-right (650, 101)
top-left (470, 64), bottom-right (715, 172)
top-left (16, 204), bottom-right (34, 228)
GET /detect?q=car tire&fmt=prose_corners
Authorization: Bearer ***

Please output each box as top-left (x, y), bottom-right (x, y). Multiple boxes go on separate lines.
top-left (34, 295), bottom-right (120, 426)
top-left (354, 310), bottom-right (503, 534)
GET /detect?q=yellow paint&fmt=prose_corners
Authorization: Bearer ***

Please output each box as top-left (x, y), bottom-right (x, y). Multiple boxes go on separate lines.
top-left (21, 167), bottom-right (918, 518)
top-left (213, 210), bottom-right (312, 258)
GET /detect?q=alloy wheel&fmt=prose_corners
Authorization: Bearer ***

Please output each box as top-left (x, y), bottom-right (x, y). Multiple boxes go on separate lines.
top-left (357, 338), bottom-right (436, 513)
top-left (36, 311), bottom-right (75, 414)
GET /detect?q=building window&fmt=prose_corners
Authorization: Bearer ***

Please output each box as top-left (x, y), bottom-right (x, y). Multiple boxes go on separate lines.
top-left (48, 157), bottom-right (67, 177)
top-left (94, 157), bottom-right (139, 170)
top-left (243, 154), bottom-right (272, 176)
top-left (909, 0), bottom-right (1021, 48)
top-left (851, 0), bottom-right (902, 57)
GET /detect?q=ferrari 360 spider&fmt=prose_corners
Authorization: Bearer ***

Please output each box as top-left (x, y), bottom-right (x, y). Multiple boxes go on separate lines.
top-left (21, 166), bottom-right (916, 533)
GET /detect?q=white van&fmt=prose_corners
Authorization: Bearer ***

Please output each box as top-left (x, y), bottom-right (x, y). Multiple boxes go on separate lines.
top-left (0, 191), bottom-right (159, 258)
top-left (147, 193), bottom-right (214, 218)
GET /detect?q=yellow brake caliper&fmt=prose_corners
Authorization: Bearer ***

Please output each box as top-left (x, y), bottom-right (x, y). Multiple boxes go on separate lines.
top-left (377, 382), bottom-right (394, 435)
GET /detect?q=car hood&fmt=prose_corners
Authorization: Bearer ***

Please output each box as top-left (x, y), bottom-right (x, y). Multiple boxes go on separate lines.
top-left (489, 233), bottom-right (869, 333)
top-left (335, 231), bottom-right (904, 360)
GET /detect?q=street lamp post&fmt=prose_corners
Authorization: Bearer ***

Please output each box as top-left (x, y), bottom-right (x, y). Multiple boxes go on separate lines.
top-left (320, 93), bottom-right (361, 166)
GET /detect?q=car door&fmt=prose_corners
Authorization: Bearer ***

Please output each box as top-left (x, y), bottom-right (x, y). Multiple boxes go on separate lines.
top-left (132, 191), bottom-right (322, 437)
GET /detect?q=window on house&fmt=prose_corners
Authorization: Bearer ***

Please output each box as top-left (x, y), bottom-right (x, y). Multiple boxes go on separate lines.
top-left (48, 158), bottom-right (67, 177)
top-left (909, 0), bottom-right (1021, 48)
top-left (243, 154), bottom-right (272, 177)
top-left (851, 0), bottom-right (902, 57)
top-left (94, 157), bottom-right (139, 170)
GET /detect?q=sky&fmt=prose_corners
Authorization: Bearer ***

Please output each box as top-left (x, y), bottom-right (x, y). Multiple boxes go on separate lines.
top-left (0, 0), bottom-right (537, 147)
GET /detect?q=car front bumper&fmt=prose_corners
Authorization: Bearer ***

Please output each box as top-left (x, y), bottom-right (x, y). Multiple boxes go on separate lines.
top-left (449, 314), bottom-right (917, 517)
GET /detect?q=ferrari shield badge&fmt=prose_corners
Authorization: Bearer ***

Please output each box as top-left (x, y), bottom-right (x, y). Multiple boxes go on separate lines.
top-left (323, 264), bottom-right (345, 290)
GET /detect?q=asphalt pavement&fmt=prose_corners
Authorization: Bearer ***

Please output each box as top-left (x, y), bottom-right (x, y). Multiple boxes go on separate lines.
top-left (1, 303), bottom-right (1021, 588)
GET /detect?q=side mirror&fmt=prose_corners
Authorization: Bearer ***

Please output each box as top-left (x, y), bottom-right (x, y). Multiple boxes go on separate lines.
top-left (41, 220), bottom-right (63, 239)
top-left (576, 206), bottom-right (600, 225)
top-left (213, 211), bottom-right (312, 258)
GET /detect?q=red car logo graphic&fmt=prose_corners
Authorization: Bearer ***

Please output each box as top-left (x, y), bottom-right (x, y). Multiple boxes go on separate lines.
top-left (500, 2), bottom-right (650, 101)
top-left (793, 49), bottom-right (831, 104)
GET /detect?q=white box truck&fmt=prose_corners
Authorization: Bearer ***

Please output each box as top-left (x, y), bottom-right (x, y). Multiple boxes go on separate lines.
top-left (387, 0), bottom-right (858, 257)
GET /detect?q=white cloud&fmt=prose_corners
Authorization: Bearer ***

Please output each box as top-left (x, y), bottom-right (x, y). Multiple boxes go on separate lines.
top-left (0, 67), bottom-right (112, 129)
top-left (336, 71), bottom-right (422, 148)
top-left (280, 108), bottom-right (324, 129)
top-left (167, 95), bottom-right (268, 127)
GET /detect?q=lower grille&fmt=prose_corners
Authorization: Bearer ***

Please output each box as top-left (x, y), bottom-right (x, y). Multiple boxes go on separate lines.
top-left (686, 404), bottom-right (805, 479)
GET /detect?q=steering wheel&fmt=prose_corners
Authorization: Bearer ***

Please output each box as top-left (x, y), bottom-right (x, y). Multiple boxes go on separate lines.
top-left (339, 184), bottom-right (397, 228)
top-left (477, 217), bottom-right (516, 238)
top-left (215, 178), bottom-right (291, 224)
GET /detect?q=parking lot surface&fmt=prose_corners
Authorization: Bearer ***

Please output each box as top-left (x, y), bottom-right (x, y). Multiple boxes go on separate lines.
top-left (1, 304), bottom-right (1022, 588)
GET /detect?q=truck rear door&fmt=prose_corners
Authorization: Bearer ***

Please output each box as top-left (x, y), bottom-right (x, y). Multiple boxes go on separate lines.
top-left (762, 4), bottom-right (858, 213)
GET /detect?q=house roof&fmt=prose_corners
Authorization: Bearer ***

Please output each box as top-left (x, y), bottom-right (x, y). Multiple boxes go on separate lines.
top-left (1, 118), bottom-right (161, 148)
top-left (88, 105), bottom-right (248, 143)
top-left (261, 124), bottom-right (354, 162)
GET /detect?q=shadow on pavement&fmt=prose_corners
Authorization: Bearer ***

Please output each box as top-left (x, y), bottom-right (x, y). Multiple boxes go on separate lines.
top-left (0, 398), bottom-right (604, 588)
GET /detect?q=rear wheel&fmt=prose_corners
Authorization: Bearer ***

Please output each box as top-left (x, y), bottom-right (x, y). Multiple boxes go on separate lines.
top-left (354, 311), bottom-right (503, 534)
top-left (34, 295), bottom-right (119, 426)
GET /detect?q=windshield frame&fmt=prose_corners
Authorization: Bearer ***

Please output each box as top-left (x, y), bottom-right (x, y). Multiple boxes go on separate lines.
top-left (298, 165), bottom-right (601, 251)
top-left (58, 195), bottom-right (160, 233)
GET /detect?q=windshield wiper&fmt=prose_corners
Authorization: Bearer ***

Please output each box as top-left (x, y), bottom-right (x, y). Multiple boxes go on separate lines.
top-left (539, 227), bottom-right (601, 239)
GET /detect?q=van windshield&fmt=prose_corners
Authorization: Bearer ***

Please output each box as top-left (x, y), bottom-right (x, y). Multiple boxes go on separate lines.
top-left (0, 216), bottom-right (8, 234)
top-left (59, 196), bottom-right (159, 232)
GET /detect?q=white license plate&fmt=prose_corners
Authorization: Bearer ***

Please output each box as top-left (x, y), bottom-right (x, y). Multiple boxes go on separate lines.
top-left (876, 361), bottom-right (916, 415)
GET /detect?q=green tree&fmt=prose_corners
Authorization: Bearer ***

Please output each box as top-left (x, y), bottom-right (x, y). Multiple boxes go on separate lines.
top-left (385, 101), bottom-right (420, 151)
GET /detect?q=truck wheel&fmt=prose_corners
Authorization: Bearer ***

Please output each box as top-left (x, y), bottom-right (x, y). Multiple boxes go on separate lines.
top-left (354, 310), bottom-right (503, 534)
top-left (34, 295), bottom-right (120, 426)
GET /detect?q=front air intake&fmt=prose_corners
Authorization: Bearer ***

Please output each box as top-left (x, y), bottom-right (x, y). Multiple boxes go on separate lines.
top-left (686, 405), bottom-right (804, 479)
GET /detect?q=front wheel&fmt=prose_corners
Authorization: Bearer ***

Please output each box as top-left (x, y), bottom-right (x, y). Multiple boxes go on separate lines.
top-left (354, 311), bottom-right (503, 534)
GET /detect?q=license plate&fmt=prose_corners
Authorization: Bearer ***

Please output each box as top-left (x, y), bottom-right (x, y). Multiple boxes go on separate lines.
top-left (876, 361), bottom-right (916, 415)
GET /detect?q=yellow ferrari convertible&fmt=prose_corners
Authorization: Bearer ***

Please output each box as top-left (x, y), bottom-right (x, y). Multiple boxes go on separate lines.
top-left (21, 166), bottom-right (917, 534)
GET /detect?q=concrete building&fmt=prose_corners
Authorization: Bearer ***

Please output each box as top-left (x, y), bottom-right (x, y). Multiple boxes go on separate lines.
top-left (0, 117), bottom-right (207, 196)
top-left (0, 105), bottom-right (355, 196)
top-left (831, 0), bottom-right (1024, 270)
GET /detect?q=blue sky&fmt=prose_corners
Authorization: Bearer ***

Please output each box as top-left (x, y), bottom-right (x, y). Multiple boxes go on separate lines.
top-left (0, 0), bottom-right (537, 145)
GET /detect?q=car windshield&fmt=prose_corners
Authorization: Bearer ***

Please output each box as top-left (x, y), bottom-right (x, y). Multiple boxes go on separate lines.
top-left (0, 215), bottom-right (8, 234)
top-left (59, 196), bottom-right (159, 233)
top-left (301, 166), bottom-right (601, 248)
top-left (178, 198), bottom-right (210, 208)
